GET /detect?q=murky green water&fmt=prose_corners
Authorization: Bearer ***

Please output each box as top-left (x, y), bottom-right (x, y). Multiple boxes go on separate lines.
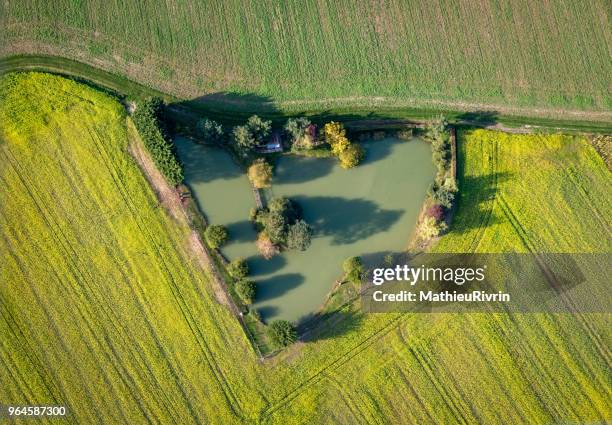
top-left (175, 136), bottom-right (435, 323)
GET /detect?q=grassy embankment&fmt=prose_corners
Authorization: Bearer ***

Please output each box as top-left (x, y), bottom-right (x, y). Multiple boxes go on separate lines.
top-left (1, 72), bottom-right (610, 423)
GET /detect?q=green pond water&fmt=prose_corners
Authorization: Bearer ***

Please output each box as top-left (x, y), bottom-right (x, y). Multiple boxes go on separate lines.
top-left (174, 136), bottom-right (435, 323)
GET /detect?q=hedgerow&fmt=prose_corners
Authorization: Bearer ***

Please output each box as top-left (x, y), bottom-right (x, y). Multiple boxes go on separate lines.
top-left (132, 97), bottom-right (183, 185)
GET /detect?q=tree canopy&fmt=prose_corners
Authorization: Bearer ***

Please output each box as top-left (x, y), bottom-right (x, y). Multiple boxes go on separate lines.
top-left (286, 220), bottom-right (313, 251)
top-left (248, 159), bottom-right (273, 189)
top-left (196, 118), bottom-right (224, 144)
top-left (204, 224), bottom-right (228, 249)
top-left (343, 256), bottom-right (364, 284)
top-left (267, 320), bottom-right (297, 348)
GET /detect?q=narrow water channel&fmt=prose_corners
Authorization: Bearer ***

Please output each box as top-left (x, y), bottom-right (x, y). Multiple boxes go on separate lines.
top-left (174, 136), bottom-right (435, 323)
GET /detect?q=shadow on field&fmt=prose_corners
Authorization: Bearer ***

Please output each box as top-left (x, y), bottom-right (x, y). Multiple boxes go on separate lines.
top-left (298, 309), bottom-right (364, 342)
top-left (451, 172), bottom-right (512, 234)
top-left (457, 110), bottom-right (499, 126)
top-left (293, 195), bottom-right (402, 245)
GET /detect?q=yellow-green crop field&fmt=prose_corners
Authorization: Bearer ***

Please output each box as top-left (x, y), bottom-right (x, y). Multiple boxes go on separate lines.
top-left (1, 73), bottom-right (611, 424)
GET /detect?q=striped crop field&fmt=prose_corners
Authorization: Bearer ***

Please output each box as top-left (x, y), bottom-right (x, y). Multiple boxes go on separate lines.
top-left (1, 72), bottom-right (611, 423)
top-left (1, 0), bottom-right (611, 117)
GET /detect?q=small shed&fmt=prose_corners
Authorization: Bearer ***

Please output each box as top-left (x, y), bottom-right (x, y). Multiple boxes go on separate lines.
top-left (257, 131), bottom-right (283, 153)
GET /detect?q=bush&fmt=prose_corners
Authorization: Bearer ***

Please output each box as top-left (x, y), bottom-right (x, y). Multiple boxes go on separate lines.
top-left (418, 216), bottom-right (448, 239)
top-left (235, 280), bottom-right (256, 304)
top-left (267, 320), bottom-right (297, 348)
top-left (426, 204), bottom-right (445, 221)
top-left (343, 256), bottom-right (364, 284)
top-left (249, 207), bottom-right (259, 222)
top-left (426, 115), bottom-right (449, 142)
top-left (132, 97), bottom-right (183, 186)
top-left (204, 224), bottom-right (228, 249)
top-left (248, 159), bottom-right (273, 189)
top-left (196, 118), bottom-right (224, 144)
top-left (431, 185), bottom-right (455, 209)
top-left (227, 258), bottom-right (248, 279)
top-left (286, 220), bottom-right (313, 251)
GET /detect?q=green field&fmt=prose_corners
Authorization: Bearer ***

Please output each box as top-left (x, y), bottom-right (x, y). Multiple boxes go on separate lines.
top-left (1, 73), bottom-right (611, 424)
top-left (1, 0), bottom-right (611, 118)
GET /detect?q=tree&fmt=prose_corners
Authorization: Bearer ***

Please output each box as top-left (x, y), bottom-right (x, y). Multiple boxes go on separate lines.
top-left (267, 320), bottom-right (297, 348)
top-left (248, 159), bottom-right (273, 189)
top-left (227, 258), bottom-right (248, 279)
top-left (204, 224), bottom-right (228, 249)
top-left (330, 136), bottom-right (351, 156)
top-left (231, 115), bottom-right (272, 153)
top-left (262, 211), bottom-right (286, 245)
top-left (268, 197), bottom-right (299, 223)
top-left (232, 125), bottom-right (256, 152)
top-left (418, 216), bottom-right (447, 239)
top-left (426, 115), bottom-right (449, 142)
top-left (284, 117), bottom-right (311, 147)
top-left (343, 256), bottom-right (364, 284)
top-left (196, 118), bottom-right (224, 144)
top-left (324, 121), bottom-right (365, 168)
top-left (256, 233), bottom-right (280, 259)
top-left (235, 280), bottom-right (256, 304)
top-left (338, 143), bottom-right (365, 168)
top-left (246, 115), bottom-right (272, 145)
top-left (324, 121), bottom-right (346, 144)
top-left (286, 220), bottom-right (313, 251)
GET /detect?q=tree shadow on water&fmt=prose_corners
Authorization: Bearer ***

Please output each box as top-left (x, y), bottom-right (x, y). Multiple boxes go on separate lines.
top-left (274, 155), bottom-right (336, 184)
top-left (255, 273), bottom-right (304, 303)
top-left (225, 220), bottom-right (256, 243)
top-left (173, 136), bottom-right (242, 183)
top-left (294, 196), bottom-right (403, 245)
top-left (246, 254), bottom-right (287, 277)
